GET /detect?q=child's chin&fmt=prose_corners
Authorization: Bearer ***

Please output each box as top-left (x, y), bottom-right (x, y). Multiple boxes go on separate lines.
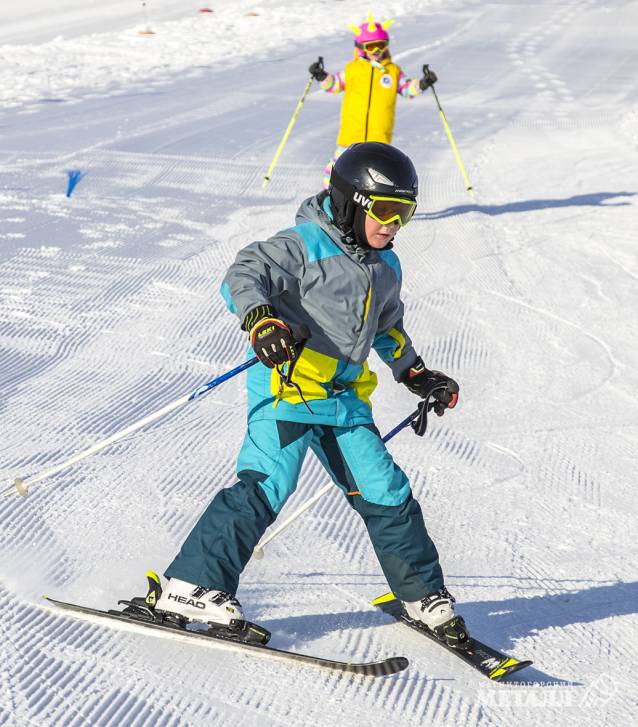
top-left (370, 237), bottom-right (392, 249)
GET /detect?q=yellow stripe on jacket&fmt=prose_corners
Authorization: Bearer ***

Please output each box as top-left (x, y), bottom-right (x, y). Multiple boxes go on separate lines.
top-left (269, 347), bottom-right (378, 408)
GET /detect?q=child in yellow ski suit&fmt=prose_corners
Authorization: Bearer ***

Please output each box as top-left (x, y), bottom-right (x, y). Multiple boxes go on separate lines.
top-left (308, 14), bottom-right (438, 187)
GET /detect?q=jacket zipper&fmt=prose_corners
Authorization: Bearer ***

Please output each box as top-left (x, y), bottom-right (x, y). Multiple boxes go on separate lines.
top-left (364, 63), bottom-right (374, 140)
top-left (343, 251), bottom-right (373, 368)
top-left (333, 253), bottom-right (372, 424)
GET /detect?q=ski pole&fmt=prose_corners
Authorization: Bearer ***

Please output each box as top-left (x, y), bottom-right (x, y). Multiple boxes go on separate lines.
top-left (425, 67), bottom-right (474, 199)
top-left (138, 1), bottom-right (155, 36)
top-left (3, 357), bottom-right (259, 499)
top-left (252, 407), bottom-right (423, 560)
top-left (261, 73), bottom-right (315, 188)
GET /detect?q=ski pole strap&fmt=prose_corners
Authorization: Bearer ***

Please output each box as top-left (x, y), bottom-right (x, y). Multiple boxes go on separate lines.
top-left (274, 325), bottom-right (313, 413)
top-left (284, 324), bottom-right (311, 384)
top-left (411, 386), bottom-right (448, 437)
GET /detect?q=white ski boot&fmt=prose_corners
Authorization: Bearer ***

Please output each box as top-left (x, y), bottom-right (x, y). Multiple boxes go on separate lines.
top-left (403, 586), bottom-right (468, 646)
top-left (119, 572), bottom-right (270, 645)
top-left (403, 586), bottom-right (456, 629)
top-left (155, 578), bottom-right (244, 627)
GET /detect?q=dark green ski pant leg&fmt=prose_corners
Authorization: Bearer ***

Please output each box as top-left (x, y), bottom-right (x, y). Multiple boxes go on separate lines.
top-left (165, 420), bottom-right (312, 593)
top-left (164, 475), bottom-right (276, 594)
top-left (312, 424), bottom-right (444, 601)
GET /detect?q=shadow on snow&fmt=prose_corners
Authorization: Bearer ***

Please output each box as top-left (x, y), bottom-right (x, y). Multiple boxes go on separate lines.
top-left (260, 580), bottom-right (637, 682)
top-left (413, 191), bottom-right (635, 220)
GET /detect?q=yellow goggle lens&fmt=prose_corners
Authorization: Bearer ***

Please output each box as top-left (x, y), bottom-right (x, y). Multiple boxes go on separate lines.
top-left (362, 41), bottom-right (388, 52)
top-left (365, 196), bottom-right (417, 227)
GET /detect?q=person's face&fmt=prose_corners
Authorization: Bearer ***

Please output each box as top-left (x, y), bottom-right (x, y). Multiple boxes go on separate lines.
top-left (364, 214), bottom-right (400, 249)
top-left (362, 40), bottom-right (388, 61)
top-left (365, 46), bottom-right (385, 61)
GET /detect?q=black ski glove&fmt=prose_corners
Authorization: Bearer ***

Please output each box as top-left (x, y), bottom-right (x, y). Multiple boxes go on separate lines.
top-left (244, 305), bottom-right (299, 369)
top-left (419, 65), bottom-right (438, 91)
top-left (308, 57), bottom-right (328, 82)
top-left (401, 358), bottom-right (459, 437)
top-left (401, 357), bottom-right (459, 408)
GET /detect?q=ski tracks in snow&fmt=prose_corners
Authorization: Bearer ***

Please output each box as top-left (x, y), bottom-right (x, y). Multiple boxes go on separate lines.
top-left (2, 1), bottom-right (638, 725)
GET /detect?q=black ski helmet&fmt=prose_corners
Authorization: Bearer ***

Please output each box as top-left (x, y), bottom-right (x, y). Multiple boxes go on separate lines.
top-left (329, 142), bottom-right (418, 246)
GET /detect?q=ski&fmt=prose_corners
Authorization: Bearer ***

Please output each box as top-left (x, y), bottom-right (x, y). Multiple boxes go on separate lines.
top-left (43, 596), bottom-right (408, 678)
top-left (373, 593), bottom-right (532, 681)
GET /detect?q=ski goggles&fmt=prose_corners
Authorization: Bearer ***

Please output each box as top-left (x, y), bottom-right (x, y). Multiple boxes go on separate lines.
top-left (360, 40), bottom-right (388, 53)
top-left (364, 195), bottom-right (417, 227)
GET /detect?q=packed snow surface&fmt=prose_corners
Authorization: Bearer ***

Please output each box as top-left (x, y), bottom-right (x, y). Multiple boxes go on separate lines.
top-left (1, 1), bottom-right (637, 725)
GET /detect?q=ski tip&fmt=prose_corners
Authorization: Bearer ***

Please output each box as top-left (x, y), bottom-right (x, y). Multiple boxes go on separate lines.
top-left (145, 570), bottom-right (161, 584)
top-left (488, 658), bottom-right (533, 681)
top-left (372, 592), bottom-right (397, 606)
top-left (376, 655), bottom-right (409, 676)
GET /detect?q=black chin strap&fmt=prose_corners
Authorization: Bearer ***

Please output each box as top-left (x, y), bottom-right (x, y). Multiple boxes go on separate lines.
top-left (353, 205), bottom-right (369, 249)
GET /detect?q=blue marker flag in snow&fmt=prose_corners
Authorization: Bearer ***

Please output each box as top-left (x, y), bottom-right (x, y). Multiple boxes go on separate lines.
top-left (66, 169), bottom-right (86, 197)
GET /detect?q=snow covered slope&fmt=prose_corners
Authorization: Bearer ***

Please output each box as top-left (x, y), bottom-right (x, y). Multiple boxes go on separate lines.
top-left (1, 1), bottom-right (637, 725)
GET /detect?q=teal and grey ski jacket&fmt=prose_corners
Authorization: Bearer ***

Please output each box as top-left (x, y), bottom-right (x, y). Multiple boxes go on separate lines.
top-left (221, 193), bottom-right (418, 426)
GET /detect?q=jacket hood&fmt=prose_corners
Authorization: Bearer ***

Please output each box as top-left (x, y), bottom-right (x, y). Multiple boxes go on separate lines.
top-left (295, 194), bottom-right (356, 253)
top-left (295, 193), bottom-right (394, 257)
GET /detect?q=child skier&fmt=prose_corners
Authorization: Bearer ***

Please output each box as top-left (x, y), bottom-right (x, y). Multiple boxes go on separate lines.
top-left (308, 13), bottom-right (438, 187)
top-left (153, 142), bottom-right (463, 644)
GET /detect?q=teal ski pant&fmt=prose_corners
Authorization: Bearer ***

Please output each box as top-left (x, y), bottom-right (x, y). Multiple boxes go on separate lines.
top-left (165, 419), bottom-right (444, 601)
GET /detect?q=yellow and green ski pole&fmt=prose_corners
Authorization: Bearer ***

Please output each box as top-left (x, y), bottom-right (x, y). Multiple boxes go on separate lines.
top-left (425, 66), bottom-right (474, 199)
top-left (262, 73), bottom-right (315, 188)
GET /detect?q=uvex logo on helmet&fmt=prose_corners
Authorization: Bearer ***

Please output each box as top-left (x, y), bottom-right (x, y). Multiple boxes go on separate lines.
top-left (353, 191), bottom-right (373, 209)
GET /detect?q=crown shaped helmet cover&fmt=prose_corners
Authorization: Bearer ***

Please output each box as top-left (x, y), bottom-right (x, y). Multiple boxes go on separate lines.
top-left (348, 12), bottom-right (394, 55)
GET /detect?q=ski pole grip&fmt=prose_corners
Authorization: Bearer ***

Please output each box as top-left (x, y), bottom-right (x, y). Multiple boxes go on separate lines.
top-left (291, 324), bottom-right (311, 361)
